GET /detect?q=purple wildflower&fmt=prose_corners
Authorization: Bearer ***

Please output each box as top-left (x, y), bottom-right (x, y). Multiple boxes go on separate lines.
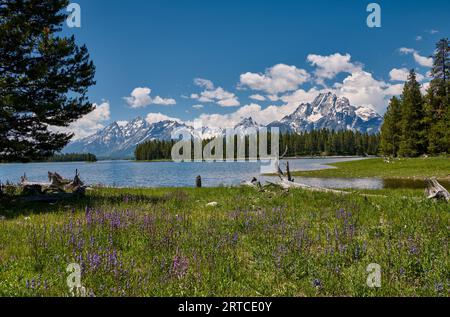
top-left (313, 278), bottom-right (322, 288)
top-left (172, 253), bottom-right (189, 279)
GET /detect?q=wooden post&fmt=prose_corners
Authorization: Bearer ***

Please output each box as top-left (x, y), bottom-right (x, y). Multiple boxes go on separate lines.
top-left (196, 175), bottom-right (202, 188)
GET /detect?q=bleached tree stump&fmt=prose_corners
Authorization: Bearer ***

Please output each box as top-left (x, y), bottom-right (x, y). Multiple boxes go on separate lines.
top-left (425, 178), bottom-right (450, 202)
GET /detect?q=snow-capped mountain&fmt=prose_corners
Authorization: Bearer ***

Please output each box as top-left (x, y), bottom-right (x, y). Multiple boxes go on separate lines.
top-left (268, 92), bottom-right (382, 134)
top-left (63, 93), bottom-right (383, 158)
top-left (63, 117), bottom-right (193, 158)
top-left (233, 117), bottom-right (262, 135)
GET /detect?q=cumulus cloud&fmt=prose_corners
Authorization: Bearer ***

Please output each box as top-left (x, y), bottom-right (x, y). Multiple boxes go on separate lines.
top-left (307, 53), bottom-right (361, 83)
top-left (249, 94), bottom-right (266, 101)
top-left (399, 47), bottom-right (433, 67)
top-left (191, 78), bottom-right (240, 107)
top-left (52, 102), bottom-right (111, 140)
top-left (194, 78), bottom-right (214, 90)
top-left (190, 103), bottom-right (281, 129)
top-left (124, 87), bottom-right (176, 108)
top-left (389, 68), bottom-right (425, 82)
top-left (192, 104), bottom-right (204, 110)
top-left (239, 64), bottom-right (310, 94)
top-left (279, 87), bottom-right (325, 107)
top-left (145, 112), bottom-right (181, 125)
top-left (333, 70), bottom-right (390, 112)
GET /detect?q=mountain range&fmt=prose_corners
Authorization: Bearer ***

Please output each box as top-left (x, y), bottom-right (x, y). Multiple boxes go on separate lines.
top-left (63, 92), bottom-right (383, 158)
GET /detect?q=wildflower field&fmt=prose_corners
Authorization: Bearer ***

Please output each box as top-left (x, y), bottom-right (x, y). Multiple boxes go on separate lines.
top-left (0, 186), bottom-right (448, 297)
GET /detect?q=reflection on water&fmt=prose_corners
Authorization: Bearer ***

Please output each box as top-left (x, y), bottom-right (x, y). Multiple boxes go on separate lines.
top-left (383, 178), bottom-right (450, 190)
top-left (0, 158), bottom-right (447, 190)
top-left (281, 177), bottom-right (449, 190)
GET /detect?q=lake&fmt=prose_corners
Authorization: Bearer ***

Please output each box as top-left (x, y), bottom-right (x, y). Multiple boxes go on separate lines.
top-left (0, 157), bottom-right (439, 190)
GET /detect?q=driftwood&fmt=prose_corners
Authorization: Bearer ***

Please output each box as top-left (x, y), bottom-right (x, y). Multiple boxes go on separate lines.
top-left (19, 170), bottom-right (86, 201)
top-left (425, 178), bottom-right (450, 202)
top-left (273, 160), bottom-right (350, 195)
top-left (241, 177), bottom-right (263, 191)
top-left (286, 161), bottom-right (294, 182)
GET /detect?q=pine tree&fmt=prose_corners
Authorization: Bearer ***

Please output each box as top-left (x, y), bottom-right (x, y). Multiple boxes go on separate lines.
top-left (425, 38), bottom-right (450, 154)
top-left (0, 0), bottom-right (96, 162)
top-left (380, 96), bottom-right (402, 156)
top-left (398, 70), bottom-right (426, 157)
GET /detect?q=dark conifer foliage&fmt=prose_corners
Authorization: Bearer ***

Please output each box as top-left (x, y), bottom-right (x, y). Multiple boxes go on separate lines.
top-left (135, 130), bottom-right (381, 161)
top-left (44, 152), bottom-right (97, 162)
top-left (425, 38), bottom-right (449, 154)
top-left (380, 97), bottom-right (402, 156)
top-left (0, 0), bottom-right (96, 162)
top-left (398, 70), bottom-right (426, 157)
top-left (381, 38), bottom-right (449, 157)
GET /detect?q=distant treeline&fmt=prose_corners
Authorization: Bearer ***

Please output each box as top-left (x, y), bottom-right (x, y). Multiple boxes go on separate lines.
top-left (134, 130), bottom-right (381, 161)
top-left (44, 153), bottom-right (97, 162)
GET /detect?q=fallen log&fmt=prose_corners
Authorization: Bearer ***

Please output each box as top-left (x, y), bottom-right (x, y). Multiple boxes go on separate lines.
top-left (19, 170), bottom-right (87, 200)
top-left (425, 178), bottom-right (450, 202)
top-left (272, 178), bottom-right (350, 195)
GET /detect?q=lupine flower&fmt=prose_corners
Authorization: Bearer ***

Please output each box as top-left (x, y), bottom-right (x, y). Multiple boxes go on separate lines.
top-left (172, 253), bottom-right (189, 279)
top-left (313, 278), bottom-right (322, 288)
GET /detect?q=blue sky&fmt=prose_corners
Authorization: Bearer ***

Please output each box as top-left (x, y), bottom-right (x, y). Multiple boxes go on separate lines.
top-left (63, 0), bottom-right (449, 138)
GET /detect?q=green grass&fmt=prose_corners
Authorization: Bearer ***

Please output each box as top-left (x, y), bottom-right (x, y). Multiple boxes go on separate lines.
top-left (0, 186), bottom-right (448, 297)
top-left (291, 157), bottom-right (450, 179)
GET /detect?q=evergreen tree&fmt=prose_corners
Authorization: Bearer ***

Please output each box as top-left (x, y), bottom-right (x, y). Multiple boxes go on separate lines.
top-left (425, 38), bottom-right (450, 154)
top-left (0, 0), bottom-right (96, 162)
top-left (398, 70), bottom-right (426, 157)
top-left (134, 130), bottom-right (381, 161)
top-left (380, 96), bottom-right (402, 156)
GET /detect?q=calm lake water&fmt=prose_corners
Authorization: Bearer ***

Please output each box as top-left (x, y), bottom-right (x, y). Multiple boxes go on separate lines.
top-left (0, 157), bottom-right (445, 190)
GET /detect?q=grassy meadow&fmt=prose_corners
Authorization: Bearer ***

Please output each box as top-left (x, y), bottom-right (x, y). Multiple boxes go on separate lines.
top-left (0, 184), bottom-right (448, 297)
top-left (291, 157), bottom-right (450, 179)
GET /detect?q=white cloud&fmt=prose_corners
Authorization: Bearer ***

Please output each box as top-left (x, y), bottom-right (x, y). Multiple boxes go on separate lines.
top-left (192, 104), bottom-right (204, 110)
top-left (307, 53), bottom-right (361, 83)
top-left (399, 47), bottom-right (433, 67)
top-left (280, 87), bottom-right (325, 107)
top-left (429, 29), bottom-right (439, 34)
top-left (124, 87), bottom-right (176, 108)
top-left (239, 64), bottom-right (310, 94)
top-left (191, 79), bottom-right (240, 107)
top-left (421, 82), bottom-right (431, 95)
top-left (145, 112), bottom-right (181, 125)
top-left (333, 70), bottom-right (389, 112)
top-left (249, 94), bottom-right (266, 101)
top-left (194, 78), bottom-right (214, 90)
top-left (52, 102), bottom-right (111, 140)
top-left (190, 100), bottom-right (313, 129)
top-left (416, 35), bottom-right (423, 41)
top-left (389, 68), bottom-right (425, 82)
